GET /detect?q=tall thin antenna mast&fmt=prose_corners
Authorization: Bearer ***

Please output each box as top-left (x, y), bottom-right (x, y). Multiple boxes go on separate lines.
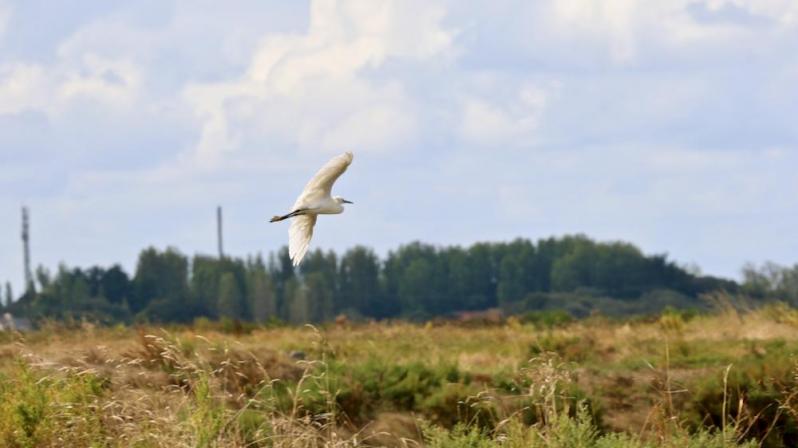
top-left (21, 206), bottom-right (33, 293)
top-left (217, 205), bottom-right (224, 258)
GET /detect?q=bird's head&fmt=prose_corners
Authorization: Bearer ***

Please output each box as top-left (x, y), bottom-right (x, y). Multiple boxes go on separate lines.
top-left (334, 196), bottom-right (354, 205)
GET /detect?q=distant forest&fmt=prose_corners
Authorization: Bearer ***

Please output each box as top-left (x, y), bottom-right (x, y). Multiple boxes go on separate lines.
top-left (2, 234), bottom-right (796, 324)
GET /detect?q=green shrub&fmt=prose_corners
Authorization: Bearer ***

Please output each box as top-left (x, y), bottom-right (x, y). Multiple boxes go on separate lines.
top-left (688, 359), bottom-right (798, 448)
top-left (259, 359), bottom-right (480, 426)
top-left (0, 362), bottom-right (109, 447)
top-left (521, 310), bottom-right (574, 329)
top-left (189, 374), bottom-right (225, 447)
top-left (421, 383), bottom-right (496, 428)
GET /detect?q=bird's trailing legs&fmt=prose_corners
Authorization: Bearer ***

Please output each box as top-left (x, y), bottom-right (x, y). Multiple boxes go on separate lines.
top-left (270, 209), bottom-right (305, 222)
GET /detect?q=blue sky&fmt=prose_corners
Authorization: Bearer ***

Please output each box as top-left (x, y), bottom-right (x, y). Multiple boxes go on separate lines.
top-left (2, 0), bottom-right (797, 293)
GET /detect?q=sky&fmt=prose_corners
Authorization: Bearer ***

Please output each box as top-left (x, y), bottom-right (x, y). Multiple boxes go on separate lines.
top-left (2, 0), bottom-right (798, 293)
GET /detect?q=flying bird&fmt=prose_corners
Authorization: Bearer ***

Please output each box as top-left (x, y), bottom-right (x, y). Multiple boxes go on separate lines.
top-left (270, 151), bottom-right (354, 266)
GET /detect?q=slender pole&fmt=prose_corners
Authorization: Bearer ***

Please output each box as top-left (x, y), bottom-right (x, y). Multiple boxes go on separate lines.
top-left (217, 206), bottom-right (224, 258)
top-left (21, 206), bottom-right (33, 293)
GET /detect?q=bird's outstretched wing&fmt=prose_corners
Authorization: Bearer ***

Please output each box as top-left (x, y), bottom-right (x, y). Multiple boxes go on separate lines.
top-left (289, 214), bottom-right (317, 266)
top-left (293, 151), bottom-right (353, 208)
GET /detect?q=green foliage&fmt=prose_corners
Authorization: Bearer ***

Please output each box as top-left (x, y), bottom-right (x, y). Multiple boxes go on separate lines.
top-left (189, 374), bottom-right (225, 448)
top-left (21, 265), bottom-right (131, 323)
top-left (0, 362), bottom-right (108, 447)
top-left (248, 259), bottom-right (277, 323)
top-left (217, 272), bottom-right (244, 320)
top-left (304, 272), bottom-right (334, 322)
top-left (688, 350), bottom-right (798, 447)
top-left (132, 247), bottom-right (189, 313)
top-left (10, 234), bottom-right (741, 325)
top-left (423, 405), bottom-right (757, 448)
top-left (234, 408), bottom-right (270, 445)
top-left (521, 309), bottom-right (574, 329)
top-left (259, 358), bottom-right (485, 427)
top-left (550, 238), bottom-right (686, 298)
top-left (338, 246), bottom-right (387, 316)
top-left (99, 265), bottom-right (130, 304)
top-left (421, 383), bottom-right (497, 428)
top-left (424, 423), bottom-right (496, 448)
top-left (742, 262), bottom-right (798, 303)
top-left (285, 279), bottom-right (311, 324)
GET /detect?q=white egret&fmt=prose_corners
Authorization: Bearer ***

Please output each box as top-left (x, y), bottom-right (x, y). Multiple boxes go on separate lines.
top-left (270, 151), bottom-right (354, 266)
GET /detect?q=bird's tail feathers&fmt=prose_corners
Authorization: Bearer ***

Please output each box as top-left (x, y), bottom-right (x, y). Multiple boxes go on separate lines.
top-left (271, 208), bottom-right (308, 223)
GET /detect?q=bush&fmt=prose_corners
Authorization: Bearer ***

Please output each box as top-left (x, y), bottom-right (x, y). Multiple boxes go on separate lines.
top-left (688, 359), bottom-right (798, 448)
top-left (520, 310), bottom-right (574, 329)
top-left (0, 362), bottom-right (109, 447)
top-left (529, 334), bottom-right (597, 363)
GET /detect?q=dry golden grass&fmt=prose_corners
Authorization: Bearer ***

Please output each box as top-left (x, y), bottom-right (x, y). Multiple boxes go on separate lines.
top-left (0, 304), bottom-right (797, 446)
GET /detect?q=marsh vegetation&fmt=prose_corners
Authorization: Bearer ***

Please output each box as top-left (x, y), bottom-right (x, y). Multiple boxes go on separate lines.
top-left (2, 301), bottom-right (798, 446)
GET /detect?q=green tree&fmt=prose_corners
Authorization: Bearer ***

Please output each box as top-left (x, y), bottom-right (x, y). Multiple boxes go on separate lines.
top-left (131, 247), bottom-right (189, 314)
top-left (338, 246), bottom-right (384, 317)
top-left (217, 272), bottom-right (244, 320)
top-left (550, 240), bottom-right (597, 293)
top-left (269, 248), bottom-right (295, 319)
top-left (101, 265), bottom-right (130, 304)
top-left (398, 258), bottom-right (434, 316)
top-left (742, 262), bottom-right (798, 304)
top-left (463, 243), bottom-right (499, 309)
top-left (27, 265), bottom-right (130, 321)
top-left (285, 278), bottom-right (310, 324)
top-left (300, 249), bottom-right (338, 287)
top-left (497, 253), bottom-right (525, 307)
top-left (781, 265), bottom-right (798, 303)
top-left (35, 266), bottom-right (52, 291)
top-left (441, 247), bottom-right (468, 309)
top-left (304, 272), bottom-right (334, 322)
top-left (384, 242), bottom-right (438, 315)
top-left (742, 262), bottom-right (778, 298)
top-left (191, 256), bottom-right (224, 316)
top-left (4, 233), bottom-right (734, 324)
top-left (248, 263), bottom-right (277, 322)
top-left (55, 266), bottom-right (91, 307)
top-left (86, 266), bottom-right (105, 297)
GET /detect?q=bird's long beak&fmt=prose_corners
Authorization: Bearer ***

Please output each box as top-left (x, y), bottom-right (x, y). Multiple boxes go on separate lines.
top-left (342, 199), bottom-right (354, 204)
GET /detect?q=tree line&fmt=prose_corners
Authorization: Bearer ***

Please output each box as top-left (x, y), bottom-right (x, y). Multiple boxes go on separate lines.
top-left (2, 234), bottom-right (767, 324)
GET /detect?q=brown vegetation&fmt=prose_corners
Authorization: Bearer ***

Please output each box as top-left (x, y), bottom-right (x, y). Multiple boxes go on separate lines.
top-left (1, 303), bottom-right (798, 446)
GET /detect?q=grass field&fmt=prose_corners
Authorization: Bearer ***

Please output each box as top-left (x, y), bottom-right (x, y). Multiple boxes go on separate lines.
top-left (2, 300), bottom-right (798, 447)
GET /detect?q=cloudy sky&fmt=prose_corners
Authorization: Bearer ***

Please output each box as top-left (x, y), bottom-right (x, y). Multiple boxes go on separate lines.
top-left (2, 0), bottom-right (797, 292)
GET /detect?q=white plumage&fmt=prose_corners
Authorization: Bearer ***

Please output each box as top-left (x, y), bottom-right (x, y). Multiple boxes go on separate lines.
top-left (271, 151), bottom-right (354, 266)
top-left (288, 215), bottom-right (317, 266)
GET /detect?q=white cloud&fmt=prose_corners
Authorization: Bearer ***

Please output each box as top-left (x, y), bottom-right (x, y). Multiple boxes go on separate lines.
top-left (249, 0), bottom-right (452, 90)
top-left (459, 83), bottom-right (549, 145)
top-left (59, 54), bottom-right (141, 107)
top-left (0, 63), bottom-right (49, 115)
top-left (315, 100), bottom-right (416, 151)
top-left (714, 0), bottom-right (798, 25)
top-left (183, 0), bottom-right (454, 163)
top-left (0, 55), bottom-right (142, 117)
top-left (526, 0), bottom-right (798, 65)
top-left (547, 0), bottom-right (639, 63)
